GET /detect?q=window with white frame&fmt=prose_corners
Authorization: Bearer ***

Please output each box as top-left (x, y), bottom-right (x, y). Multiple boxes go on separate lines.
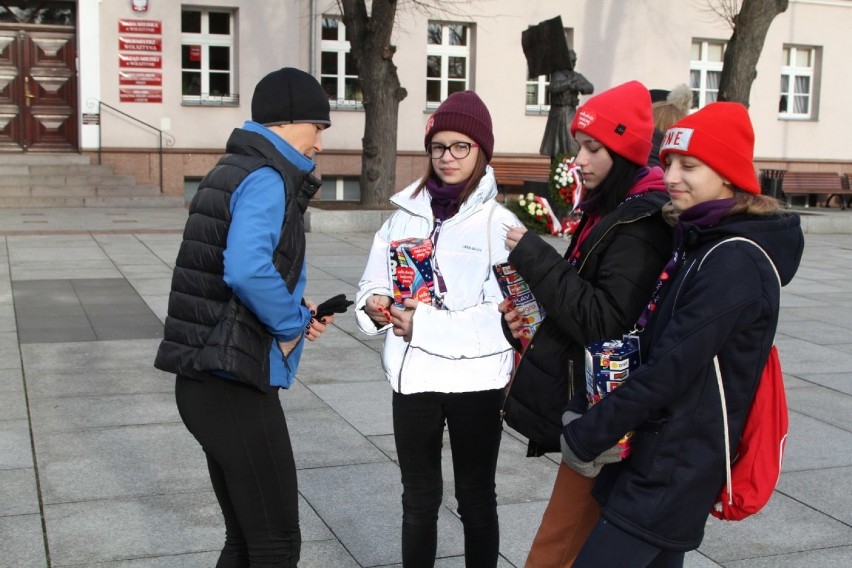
top-left (320, 16), bottom-right (362, 108)
top-left (779, 45), bottom-right (817, 119)
top-left (181, 8), bottom-right (237, 104)
top-left (690, 39), bottom-right (725, 109)
top-left (316, 176), bottom-right (361, 201)
top-left (426, 22), bottom-right (470, 107)
top-left (526, 74), bottom-right (552, 114)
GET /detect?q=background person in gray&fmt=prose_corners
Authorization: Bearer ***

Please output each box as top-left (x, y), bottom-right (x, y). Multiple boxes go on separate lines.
top-left (155, 67), bottom-right (333, 567)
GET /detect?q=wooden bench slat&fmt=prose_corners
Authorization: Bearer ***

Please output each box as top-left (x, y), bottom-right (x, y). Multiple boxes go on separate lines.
top-left (780, 172), bottom-right (850, 209)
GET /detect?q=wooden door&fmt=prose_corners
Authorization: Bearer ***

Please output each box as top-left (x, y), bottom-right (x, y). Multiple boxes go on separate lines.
top-left (0, 29), bottom-right (77, 151)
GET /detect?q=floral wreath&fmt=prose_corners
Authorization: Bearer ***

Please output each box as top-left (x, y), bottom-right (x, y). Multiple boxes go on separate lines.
top-left (505, 155), bottom-right (587, 238)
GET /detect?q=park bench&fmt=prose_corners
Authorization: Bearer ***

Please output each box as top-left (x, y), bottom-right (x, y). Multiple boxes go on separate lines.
top-left (780, 171), bottom-right (849, 209)
top-left (490, 158), bottom-right (552, 201)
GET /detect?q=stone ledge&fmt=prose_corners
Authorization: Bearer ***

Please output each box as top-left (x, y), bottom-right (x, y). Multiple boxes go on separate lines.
top-left (306, 207), bottom-right (394, 233)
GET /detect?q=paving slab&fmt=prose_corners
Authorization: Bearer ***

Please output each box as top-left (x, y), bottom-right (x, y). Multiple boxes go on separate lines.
top-left (4, 209), bottom-right (852, 567)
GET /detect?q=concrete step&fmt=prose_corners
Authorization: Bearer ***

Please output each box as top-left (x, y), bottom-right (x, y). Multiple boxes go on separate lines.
top-left (0, 152), bottom-right (184, 208)
top-left (0, 195), bottom-right (184, 208)
top-left (0, 153), bottom-right (91, 166)
top-left (0, 174), bottom-right (138, 187)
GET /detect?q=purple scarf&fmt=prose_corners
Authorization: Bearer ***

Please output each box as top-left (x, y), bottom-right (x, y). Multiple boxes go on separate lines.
top-left (426, 177), bottom-right (467, 222)
top-left (635, 197), bottom-right (736, 330)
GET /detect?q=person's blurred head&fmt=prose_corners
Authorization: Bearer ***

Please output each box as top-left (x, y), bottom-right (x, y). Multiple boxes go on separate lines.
top-left (652, 84), bottom-right (692, 134)
top-left (660, 101), bottom-right (761, 212)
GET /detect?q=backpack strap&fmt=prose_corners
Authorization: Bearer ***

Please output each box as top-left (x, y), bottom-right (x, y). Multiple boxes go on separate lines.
top-left (702, 237), bottom-right (781, 507)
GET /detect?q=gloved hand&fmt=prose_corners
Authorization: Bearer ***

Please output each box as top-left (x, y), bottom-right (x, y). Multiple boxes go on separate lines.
top-left (314, 294), bottom-right (354, 319)
top-left (560, 410), bottom-right (624, 477)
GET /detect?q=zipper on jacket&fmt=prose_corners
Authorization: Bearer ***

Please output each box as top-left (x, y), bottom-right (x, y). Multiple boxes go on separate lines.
top-left (567, 358), bottom-right (575, 402)
top-left (397, 343), bottom-right (412, 393)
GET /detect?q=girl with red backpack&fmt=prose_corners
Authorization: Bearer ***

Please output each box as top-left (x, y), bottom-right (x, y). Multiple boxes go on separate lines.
top-left (561, 102), bottom-right (804, 567)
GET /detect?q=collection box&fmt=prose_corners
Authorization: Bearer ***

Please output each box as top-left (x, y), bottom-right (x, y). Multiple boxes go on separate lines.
top-left (389, 237), bottom-right (435, 308)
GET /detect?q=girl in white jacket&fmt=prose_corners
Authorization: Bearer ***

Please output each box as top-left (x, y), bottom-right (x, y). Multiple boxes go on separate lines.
top-left (356, 91), bottom-right (520, 567)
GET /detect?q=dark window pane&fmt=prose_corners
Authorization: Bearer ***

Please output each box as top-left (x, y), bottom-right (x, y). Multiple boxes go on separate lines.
top-left (448, 56), bottom-right (466, 79)
top-left (322, 17), bottom-right (339, 40)
top-left (427, 55), bottom-right (441, 78)
top-left (209, 12), bottom-right (230, 34)
top-left (209, 72), bottom-right (230, 96)
top-left (34, 7), bottom-right (75, 26)
top-left (182, 72), bottom-right (201, 96)
top-left (778, 95), bottom-right (788, 113)
top-left (426, 79), bottom-right (441, 103)
top-left (343, 178), bottom-right (360, 200)
top-left (427, 23), bottom-right (441, 45)
top-left (209, 46), bottom-right (230, 70)
top-left (321, 51), bottom-right (338, 75)
top-left (448, 81), bottom-right (465, 96)
top-left (449, 24), bottom-right (467, 46)
top-left (345, 78), bottom-right (362, 101)
top-left (526, 84), bottom-right (538, 105)
top-left (182, 10), bottom-right (201, 33)
top-left (345, 51), bottom-right (358, 75)
top-left (181, 45), bottom-right (201, 69)
top-left (321, 77), bottom-right (338, 99)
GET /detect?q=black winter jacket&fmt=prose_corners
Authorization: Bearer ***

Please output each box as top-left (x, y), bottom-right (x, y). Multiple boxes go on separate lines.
top-left (502, 177), bottom-right (673, 455)
top-left (565, 212), bottom-right (804, 551)
top-left (154, 128), bottom-right (320, 391)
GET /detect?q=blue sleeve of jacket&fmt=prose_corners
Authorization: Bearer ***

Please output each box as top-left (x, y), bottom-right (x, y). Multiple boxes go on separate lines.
top-left (223, 167), bottom-right (310, 342)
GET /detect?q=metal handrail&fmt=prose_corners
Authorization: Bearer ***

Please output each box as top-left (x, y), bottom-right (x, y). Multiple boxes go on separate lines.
top-left (86, 98), bottom-right (176, 193)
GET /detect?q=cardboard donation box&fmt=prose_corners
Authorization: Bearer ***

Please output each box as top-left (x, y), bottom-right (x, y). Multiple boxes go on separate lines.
top-left (389, 238), bottom-right (435, 308)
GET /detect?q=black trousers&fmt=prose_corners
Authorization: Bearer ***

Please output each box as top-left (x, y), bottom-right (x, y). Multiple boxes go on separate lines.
top-left (392, 388), bottom-right (504, 568)
top-left (574, 518), bottom-right (685, 568)
top-left (176, 375), bottom-right (300, 568)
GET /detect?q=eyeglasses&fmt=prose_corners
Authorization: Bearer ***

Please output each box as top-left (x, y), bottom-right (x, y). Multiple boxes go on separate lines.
top-left (426, 142), bottom-right (479, 160)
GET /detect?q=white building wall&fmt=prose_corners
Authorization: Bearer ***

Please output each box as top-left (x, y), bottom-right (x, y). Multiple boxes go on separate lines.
top-left (84, 0), bottom-right (851, 166)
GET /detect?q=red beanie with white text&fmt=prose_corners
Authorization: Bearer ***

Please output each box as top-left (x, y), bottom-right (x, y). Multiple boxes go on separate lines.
top-left (659, 102), bottom-right (760, 194)
top-left (570, 80), bottom-right (653, 166)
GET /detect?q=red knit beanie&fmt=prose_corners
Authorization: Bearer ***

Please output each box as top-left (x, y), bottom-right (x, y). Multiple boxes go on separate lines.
top-left (570, 80), bottom-right (653, 166)
top-left (659, 102), bottom-right (760, 194)
top-left (425, 91), bottom-right (494, 162)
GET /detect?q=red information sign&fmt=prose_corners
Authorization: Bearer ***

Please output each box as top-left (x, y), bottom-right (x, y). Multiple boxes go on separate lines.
top-left (119, 53), bottom-right (162, 69)
top-left (118, 19), bottom-right (162, 34)
top-left (119, 36), bottom-right (162, 52)
top-left (119, 70), bottom-right (162, 86)
top-left (189, 45), bottom-right (201, 62)
top-left (120, 88), bottom-right (163, 103)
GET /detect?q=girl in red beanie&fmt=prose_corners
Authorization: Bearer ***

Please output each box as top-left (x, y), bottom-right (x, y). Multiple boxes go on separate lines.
top-left (561, 102), bottom-right (804, 567)
top-left (355, 91), bottom-right (521, 567)
top-left (498, 80), bottom-right (674, 567)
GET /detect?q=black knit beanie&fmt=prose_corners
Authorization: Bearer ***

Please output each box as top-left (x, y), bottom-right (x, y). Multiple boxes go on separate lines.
top-left (251, 68), bottom-right (331, 128)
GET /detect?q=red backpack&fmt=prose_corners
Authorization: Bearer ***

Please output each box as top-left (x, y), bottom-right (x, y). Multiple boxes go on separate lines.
top-left (703, 237), bottom-right (788, 522)
top-left (711, 346), bottom-right (788, 521)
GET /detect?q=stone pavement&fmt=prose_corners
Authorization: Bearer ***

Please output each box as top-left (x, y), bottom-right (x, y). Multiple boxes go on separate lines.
top-left (1, 206), bottom-right (852, 567)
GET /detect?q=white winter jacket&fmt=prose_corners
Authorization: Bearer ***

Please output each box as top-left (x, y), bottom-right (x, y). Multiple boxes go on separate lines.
top-left (356, 167), bottom-right (521, 394)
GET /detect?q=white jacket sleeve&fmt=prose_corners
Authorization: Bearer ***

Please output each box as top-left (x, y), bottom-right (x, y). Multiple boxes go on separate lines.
top-left (355, 219), bottom-right (395, 336)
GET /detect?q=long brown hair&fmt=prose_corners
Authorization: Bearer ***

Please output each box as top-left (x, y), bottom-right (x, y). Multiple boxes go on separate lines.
top-left (412, 150), bottom-right (489, 205)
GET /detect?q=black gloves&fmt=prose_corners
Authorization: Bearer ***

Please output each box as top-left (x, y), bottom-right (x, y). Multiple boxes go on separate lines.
top-left (314, 294), bottom-right (354, 319)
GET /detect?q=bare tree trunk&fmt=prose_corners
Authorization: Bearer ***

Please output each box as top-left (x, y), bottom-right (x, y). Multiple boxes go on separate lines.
top-left (717, 0), bottom-right (788, 106)
top-left (340, 0), bottom-right (408, 208)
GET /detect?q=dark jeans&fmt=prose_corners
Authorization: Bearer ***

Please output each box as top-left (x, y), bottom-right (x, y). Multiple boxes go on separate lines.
top-left (574, 518), bottom-right (685, 568)
top-left (175, 375), bottom-right (300, 568)
top-left (392, 388), bottom-right (504, 568)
